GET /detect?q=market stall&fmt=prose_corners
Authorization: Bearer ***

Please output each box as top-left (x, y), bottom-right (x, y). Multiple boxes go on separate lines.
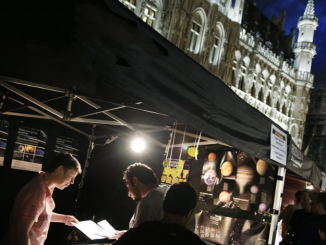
top-left (0, 1), bottom-right (297, 244)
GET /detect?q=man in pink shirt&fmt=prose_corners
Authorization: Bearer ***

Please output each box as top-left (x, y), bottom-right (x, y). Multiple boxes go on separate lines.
top-left (1, 153), bottom-right (82, 245)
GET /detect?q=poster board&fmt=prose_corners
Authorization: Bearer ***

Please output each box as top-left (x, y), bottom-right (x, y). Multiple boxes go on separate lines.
top-left (55, 135), bottom-right (79, 158)
top-left (11, 126), bottom-right (47, 172)
top-left (198, 150), bottom-right (275, 214)
top-left (0, 119), bottom-right (9, 166)
top-left (195, 211), bottom-right (269, 245)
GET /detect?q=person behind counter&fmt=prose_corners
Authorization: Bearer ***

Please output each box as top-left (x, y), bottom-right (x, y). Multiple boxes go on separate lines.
top-left (1, 153), bottom-right (82, 245)
top-left (123, 163), bottom-right (169, 229)
top-left (113, 182), bottom-right (206, 245)
top-left (279, 190), bottom-right (302, 240)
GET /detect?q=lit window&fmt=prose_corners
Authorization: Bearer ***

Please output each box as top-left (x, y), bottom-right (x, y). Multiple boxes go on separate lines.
top-left (188, 20), bottom-right (201, 52)
top-left (122, 0), bottom-right (137, 12)
top-left (141, 4), bottom-right (157, 27)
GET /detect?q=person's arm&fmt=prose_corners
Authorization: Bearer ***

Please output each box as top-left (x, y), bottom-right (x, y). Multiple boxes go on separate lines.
top-left (15, 218), bottom-right (35, 245)
top-left (51, 212), bottom-right (78, 226)
top-left (112, 229), bottom-right (138, 245)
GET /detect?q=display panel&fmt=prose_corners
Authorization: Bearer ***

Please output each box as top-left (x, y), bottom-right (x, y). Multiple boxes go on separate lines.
top-left (0, 119), bottom-right (9, 166)
top-left (199, 151), bottom-right (275, 213)
top-left (11, 126), bottom-right (47, 172)
top-left (55, 135), bottom-right (79, 157)
top-left (195, 211), bottom-right (269, 245)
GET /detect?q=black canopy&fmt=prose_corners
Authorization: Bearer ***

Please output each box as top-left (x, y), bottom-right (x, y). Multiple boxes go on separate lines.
top-left (0, 0), bottom-right (289, 166)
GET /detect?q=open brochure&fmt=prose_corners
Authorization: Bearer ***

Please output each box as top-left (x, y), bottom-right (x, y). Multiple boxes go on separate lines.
top-left (72, 220), bottom-right (117, 240)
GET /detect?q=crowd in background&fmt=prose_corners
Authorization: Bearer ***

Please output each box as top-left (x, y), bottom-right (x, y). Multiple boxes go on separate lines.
top-left (279, 189), bottom-right (326, 245)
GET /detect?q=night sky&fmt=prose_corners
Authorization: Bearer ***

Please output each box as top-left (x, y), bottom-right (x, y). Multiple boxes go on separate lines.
top-left (255, 0), bottom-right (326, 72)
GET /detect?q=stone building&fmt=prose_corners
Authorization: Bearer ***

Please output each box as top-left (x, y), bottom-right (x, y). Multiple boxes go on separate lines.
top-left (303, 69), bottom-right (326, 171)
top-left (119, 0), bottom-right (318, 149)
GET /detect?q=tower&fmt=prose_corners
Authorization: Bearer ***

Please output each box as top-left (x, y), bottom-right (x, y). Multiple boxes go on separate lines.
top-left (293, 0), bottom-right (318, 73)
top-left (291, 0), bottom-right (318, 147)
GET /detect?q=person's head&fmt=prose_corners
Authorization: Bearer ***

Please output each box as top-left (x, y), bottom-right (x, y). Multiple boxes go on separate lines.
top-left (295, 190), bottom-right (302, 204)
top-left (317, 218), bottom-right (326, 241)
top-left (311, 193), bottom-right (326, 215)
top-left (48, 153), bottom-right (82, 190)
top-left (163, 182), bottom-right (197, 224)
top-left (123, 163), bottom-right (158, 200)
top-left (301, 189), bottom-right (316, 212)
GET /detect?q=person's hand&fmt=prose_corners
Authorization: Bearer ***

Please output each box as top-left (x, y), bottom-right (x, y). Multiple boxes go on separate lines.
top-left (114, 230), bottom-right (127, 238)
top-left (65, 215), bottom-right (79, 226)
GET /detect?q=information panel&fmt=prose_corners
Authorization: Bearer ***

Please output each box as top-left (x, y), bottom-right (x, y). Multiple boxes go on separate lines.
top-left (55, 135), bottom-right (79, 157)
top-left (0, 119), bottom-right (9, 166)
top-left (270, 124), bottom-right (287, 166)
top-left (12, 126), bottom-right (47, 172)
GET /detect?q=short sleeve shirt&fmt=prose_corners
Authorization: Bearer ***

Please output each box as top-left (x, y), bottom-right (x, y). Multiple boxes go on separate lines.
top-left (129, 185), bottom-right (169, 228)
top-left (4, 172), bottom-right (55, 245)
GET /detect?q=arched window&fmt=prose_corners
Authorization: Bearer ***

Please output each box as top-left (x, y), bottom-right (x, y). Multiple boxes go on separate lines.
top-left (210, 35), bottom-right (220, 64)
top-left (282, 103), bottom-right (286, 114)
top-left (188, 10), bottom-right (206, 54)
top-left (141, 1), bottom-right (158, 27)
top-left (209, 23), bottom-right (225, 65)
top-left (251, 83), bottom-right (255, 97)
top-left (121, 0), bottom-right (137, 12)
top-left (316, 96), bottom-right (322, 109)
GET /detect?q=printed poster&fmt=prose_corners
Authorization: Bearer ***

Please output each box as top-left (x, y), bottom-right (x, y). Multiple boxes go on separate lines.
top-left (195, 211), bottom-right (269, 245)
top-left (198, 151), bottom-right (275, 214)
top-left (55, 135), bottom-right (79, 157)
top-left (11, 126), bottom-right (47, 172)
top-left (0, 119), bottom-right (9, 166)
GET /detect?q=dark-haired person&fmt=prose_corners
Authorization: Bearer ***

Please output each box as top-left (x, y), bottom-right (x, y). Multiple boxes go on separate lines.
top-left (123, 163), bottom-right (168, 229)
top-left (292, 193), bottom-right (326, 245)
top-left (279, 190), bottom-right (302, 240)
top-left (113, 182), bottom-right (206, 245)
top-left (284, 189), bottom-right (316, 244)
top-left (1, 153), bottom-right (82, 245)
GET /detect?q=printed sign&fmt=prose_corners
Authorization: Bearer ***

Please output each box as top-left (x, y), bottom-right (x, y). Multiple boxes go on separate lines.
top-left (270, 124), bottom-right (287, 166)
top-left (11, 126), bottom-right (47, 172)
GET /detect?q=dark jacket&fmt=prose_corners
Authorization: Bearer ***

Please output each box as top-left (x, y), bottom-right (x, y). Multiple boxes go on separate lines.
top-left (113, 220), bottom-right (206, 245)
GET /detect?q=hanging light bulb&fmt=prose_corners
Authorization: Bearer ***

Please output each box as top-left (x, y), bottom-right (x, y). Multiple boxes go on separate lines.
top-left (131, 138), bottom-right (146, 152)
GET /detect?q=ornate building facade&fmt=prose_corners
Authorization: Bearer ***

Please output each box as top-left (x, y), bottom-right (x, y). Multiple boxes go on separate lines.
top-left (119, 0), bottom-right (318, 149)
top-left (303, 70), bottom-right (326, 171)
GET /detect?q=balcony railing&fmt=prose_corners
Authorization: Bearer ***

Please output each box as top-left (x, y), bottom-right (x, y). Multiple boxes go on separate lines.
top-left (299, 15), bottom-right (319, 22)
top-left (294, 42), bottom-right (316, 50)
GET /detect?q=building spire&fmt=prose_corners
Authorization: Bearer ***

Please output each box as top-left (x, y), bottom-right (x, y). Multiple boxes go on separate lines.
top-left (304, 0), bottom-right (315, 16)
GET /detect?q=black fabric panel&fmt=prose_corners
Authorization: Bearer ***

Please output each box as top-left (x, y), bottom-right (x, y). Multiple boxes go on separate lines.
top-left (287, 139), bottom-right (322, 188)
top-left (0, 0), bottom-right (289, 167)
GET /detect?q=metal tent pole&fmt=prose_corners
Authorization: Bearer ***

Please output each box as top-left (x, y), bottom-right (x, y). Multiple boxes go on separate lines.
top-left (268, 166), bottom-right (286, 245)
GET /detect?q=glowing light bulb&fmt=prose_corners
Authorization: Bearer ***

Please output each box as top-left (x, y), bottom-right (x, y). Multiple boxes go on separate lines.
top-left (131, 138), bottom-right (145, 152)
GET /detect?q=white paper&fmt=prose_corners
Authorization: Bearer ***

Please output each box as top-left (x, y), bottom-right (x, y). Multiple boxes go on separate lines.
top-left (72, 221), bottom-right (108, 240)
top-left (97, 220), bottom-right (116, 237)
